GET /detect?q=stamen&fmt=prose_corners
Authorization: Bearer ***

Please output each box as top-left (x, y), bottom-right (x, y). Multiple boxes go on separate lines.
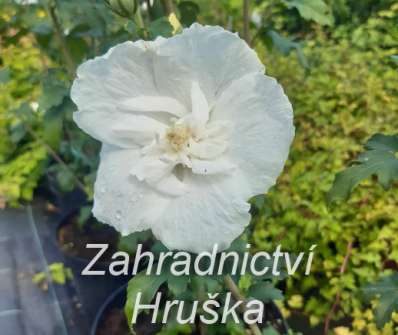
top-left (166, 124), bottom-right (192, 152)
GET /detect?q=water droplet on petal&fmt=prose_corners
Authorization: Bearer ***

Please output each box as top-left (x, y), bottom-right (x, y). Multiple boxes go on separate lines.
top-left (131, 193), bottom-right (144, 203)
top-left (115, 210), bottom-right (122, 220)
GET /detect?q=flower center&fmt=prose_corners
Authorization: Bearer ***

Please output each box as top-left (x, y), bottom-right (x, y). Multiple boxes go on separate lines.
top-left (166, 124), bottom-right (192, 152)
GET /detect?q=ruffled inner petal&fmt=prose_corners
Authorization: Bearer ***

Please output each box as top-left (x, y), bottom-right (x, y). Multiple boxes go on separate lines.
top-left (191, 158), bottom-right (236, 175)
top-left (191, 81), bottom-right (209, 128)
top-left (188, 138), bottom-right (228, 160)
top-left (130, 156), bottom-right (175, 184)
top-left (121, 96), bottom-right (188, 117)
top-left (111, 115), bottom-right (167, 147)
top-left (152, 173), bottom-right (187, 196)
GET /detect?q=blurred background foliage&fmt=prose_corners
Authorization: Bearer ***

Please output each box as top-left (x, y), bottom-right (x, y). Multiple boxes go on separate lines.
top-left (0, 0), bottom-right (397, 333)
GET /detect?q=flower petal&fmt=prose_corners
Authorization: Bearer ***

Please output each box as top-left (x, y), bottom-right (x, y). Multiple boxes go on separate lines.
top-left (151, 172), bottom-right (251, 252)
top-left (111, 115), bottom-right (167, 147)
top-left (191, 158), bottom-right (236, 175)
top-left (120, 96), bottom-right (187, 117)
top-left (191, 81), bottom-right (209, 127)
top-left (188, 138), bottom-right (228, 160)
top-left (71, 40), bottom-right (190, 147)
top-left (130, 156), bottom-right (174, 184)
top-left (73, 112), bottom-right (167, 148)
top-left (213, 73), bottom-right (294, 194)
top-left (93, 145), bottom-right (169, 235)
top-left (71, 41), bottom-right (157, 113)
top-left (152, 173), bottom-right (187, 197)
top-left (156, 24), bottom-right (264, 106)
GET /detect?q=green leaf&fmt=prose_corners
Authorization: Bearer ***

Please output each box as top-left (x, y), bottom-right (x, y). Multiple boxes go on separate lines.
top-left (366, 134), bottom-right (398, 152)
top-left (327, 134), bottom-right (398, 204)
top-left (49, 262), bottom-right (70, 285)
top-left (77, 205), bottom-right (92, 229)
top-left (43, 98), bottom-right (75, 149)
top-left (66, 36), bottom-right (89, 64)
top-left (362, 273), bottom-right (398, 328)
top-left (262, 327), bottom-right (279, 335)
top-left (55, 166), bottom-right (75, 193)
top-left (248, 281), bottom-right (284, 302)
top-left (0, 67), bottom-right (10, 84)
top-left (105, 0), bottom-right (138, 19)
top-left (10, 122), bottom-right (26, 144)
top-left (261, 30), bottom-right (308, 68)
top-left (283, 0), bottom-right (334, 26)
top-left (118, 230), bottom-right (152, 255)
top-left (14, 103), bottom-right (34, 122)
top-left (167, 275), bottom-right (189, 296)
top-left (38, 80), bottom-right (68, 111)
top-left (31, 22), bottom-right (53, 35)
top-left (178, 1), bottom-right (200, 26)
top-left (148, 17), bottom-right (173, 38)
top-left (32, 272), bottom-right (46, 285)
top-left (125, 271), bottom-right (167, 331)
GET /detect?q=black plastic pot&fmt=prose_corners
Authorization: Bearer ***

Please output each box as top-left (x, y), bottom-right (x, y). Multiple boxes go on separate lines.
top-left (51, 210), bottom-right (132, 325)
top-left (90, 284), bottom-right (128, 335)
top-left (36, 183), bottom-right (87, 218)
top-left (91, 285), bottom-right (289, 335)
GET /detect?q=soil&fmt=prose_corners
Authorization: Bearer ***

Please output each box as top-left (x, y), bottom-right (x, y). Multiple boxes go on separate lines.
top-left (96, 308), bottom-right (130, 335)
top-left (96, 308), bottom-right (162, 335)
top-left (57, 214), bottom-right (119, 262)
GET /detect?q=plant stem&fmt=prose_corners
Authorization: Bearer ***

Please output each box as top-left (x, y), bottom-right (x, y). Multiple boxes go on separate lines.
top-left (162, 0), bottom-right (174, 15)
top-left (135, 4), bottom-right (148, 39)
top-left (26, 126), bottom-right (87, 196)
top-left (47, 3), bottom-right (76, 78)
top-left (198, 321), bottom-right (207, 335)
top-left (224, 275), bottom-right (262, 335)
top-left (243, 0), bottom-right (251, 45)
top-left (323, 240), bottom-right (354, 335)
top-left (195, 278), bottom-right (208, 335)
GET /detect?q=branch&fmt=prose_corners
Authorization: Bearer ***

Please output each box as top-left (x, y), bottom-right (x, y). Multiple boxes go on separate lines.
top-left (323, 240), bottom-right (354, 335)
top-left (243, 0), bottom-right (251, 45)
top-left (26, 126), bottom-right (87, 196)
top-left (135, 4), bottom-right (148, 39)
top-left (47, 3), bottom-right (76, 78)
top-left (162, 0), bottom-right (174, 16)
top-left (224, 275), bottom-right (262, 335)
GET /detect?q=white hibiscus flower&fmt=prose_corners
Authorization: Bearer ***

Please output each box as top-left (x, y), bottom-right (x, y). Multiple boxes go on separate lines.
top-left (71, 24), bottom-right (294, 253)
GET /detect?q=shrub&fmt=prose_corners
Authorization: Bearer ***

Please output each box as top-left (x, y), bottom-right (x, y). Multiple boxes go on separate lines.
top-left (0, 37), bottom-right (47, 207)
top-left (252, 20), bottom-right (398, 330)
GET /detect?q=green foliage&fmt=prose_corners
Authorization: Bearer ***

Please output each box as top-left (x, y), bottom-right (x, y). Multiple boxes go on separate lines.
top-left (259, 30), bottom-right (308, 68)
top-left (0, 36), bottom-right (47, 206)
top-left (33, 262), bottom-right (73, 287)
top-left (283, 0), bottom-right (334, 26)
top-left (328, 134), bottom-right (398, 204)
top-left (253, 14), bottom-right (398, 327)
top-left (117, 230), bottom-right (153, 255)
top-left (263, 327), bottom-right (279, 335)
top-left (0, 67), bottom-right (10, 83)
top-left (178, 1), bottom-right (200, 26)
top-left (148, 17), bottom-right (174, 38)
top-left (125, 270), bottom-right (168, 331)
top-left (362, 273), bottom-right (398, 328)
top-left (124, 235), bottom-right (284, 334)
top-left (105, 0), bottom-right (138, 19)
top-left (248, 281), bottom-right (284, 302)
top-left (2, 0), bottom-right (398, 333)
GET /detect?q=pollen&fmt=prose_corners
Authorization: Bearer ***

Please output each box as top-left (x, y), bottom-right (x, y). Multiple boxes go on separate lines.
top-left (166, 124), bottom-right (192, 152)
